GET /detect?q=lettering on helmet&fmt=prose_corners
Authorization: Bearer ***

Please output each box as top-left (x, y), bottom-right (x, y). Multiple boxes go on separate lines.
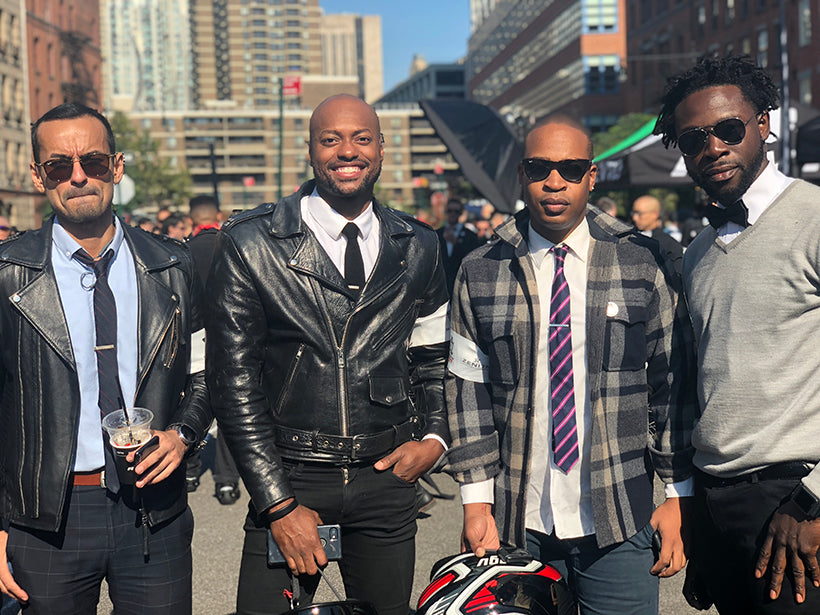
top-left (476, 555), bottom-right (501, 567)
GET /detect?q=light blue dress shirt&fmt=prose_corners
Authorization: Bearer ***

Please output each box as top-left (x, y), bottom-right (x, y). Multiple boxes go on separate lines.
top-left (51, 217), bottom-right (138, 472)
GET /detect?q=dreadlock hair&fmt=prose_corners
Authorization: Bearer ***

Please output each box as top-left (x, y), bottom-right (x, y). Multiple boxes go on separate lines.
top-left (653, 54), bottom-right (780, 148)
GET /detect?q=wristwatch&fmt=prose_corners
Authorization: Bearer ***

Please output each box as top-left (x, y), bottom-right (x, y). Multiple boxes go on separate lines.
top-left (172, 424), bottom-right (198, 450)
top-left (790, 483), bottom-right (820, 519)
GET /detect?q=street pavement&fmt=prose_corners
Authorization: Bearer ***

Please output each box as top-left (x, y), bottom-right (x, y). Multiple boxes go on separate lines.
top-left (98, 438), bottom-right (715, 614)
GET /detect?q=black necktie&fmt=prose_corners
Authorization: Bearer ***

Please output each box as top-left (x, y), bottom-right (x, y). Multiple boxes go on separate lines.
top-left (341, 223), bottom-right (365, 295)
top-left (705, 200), bottom-right (749, 229)
top-left (74, 248), bottom-right (123, 490)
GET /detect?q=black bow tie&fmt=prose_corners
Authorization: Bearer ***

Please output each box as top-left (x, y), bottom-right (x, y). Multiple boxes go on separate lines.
top-left (705, 200), bottom-right (749, 229)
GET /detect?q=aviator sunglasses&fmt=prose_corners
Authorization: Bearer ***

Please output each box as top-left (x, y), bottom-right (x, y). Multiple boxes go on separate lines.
top-left (521, 158), bottom-right (592, 183)
top-left (676, 116), bottom-right (757, 157)
top-left (34, 153), bottom-right (117, 183)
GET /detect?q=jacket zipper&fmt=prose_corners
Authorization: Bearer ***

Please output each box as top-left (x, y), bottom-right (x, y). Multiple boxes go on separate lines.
top-left (274, 343), bottom-right (305, 416)
top-left (135, 303), bottom-right (178, 400)
top-left (163, 307), bottom-right (180, 368)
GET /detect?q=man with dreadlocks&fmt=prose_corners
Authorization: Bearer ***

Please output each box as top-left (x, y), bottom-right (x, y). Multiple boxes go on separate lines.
top-left (654, 54), bottom-right (820, 613)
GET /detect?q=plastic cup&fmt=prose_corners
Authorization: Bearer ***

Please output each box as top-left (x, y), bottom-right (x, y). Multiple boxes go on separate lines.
top-left (102, 408), bottom-right (153, 484)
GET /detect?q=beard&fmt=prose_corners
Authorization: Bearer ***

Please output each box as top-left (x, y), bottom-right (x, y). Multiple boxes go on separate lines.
top-left (313, 160), bottom-right (382, 203)
top-left (691, 141), bottom-right (766, 205)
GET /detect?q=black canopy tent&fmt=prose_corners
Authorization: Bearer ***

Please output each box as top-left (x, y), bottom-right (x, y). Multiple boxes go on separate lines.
top-left (797, 115), bottom-right (820, 165)
top-left (419, 99), bottom-right (523, 213)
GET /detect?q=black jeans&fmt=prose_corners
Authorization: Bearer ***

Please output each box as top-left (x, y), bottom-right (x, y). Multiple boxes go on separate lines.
top-left (236, 461), bottom-right (417, 615)
top-left (692, 475), bottom-right (820, 614)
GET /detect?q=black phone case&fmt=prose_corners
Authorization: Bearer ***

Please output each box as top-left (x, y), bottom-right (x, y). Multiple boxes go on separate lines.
top-left (267, 524), bottom-right (342, 565)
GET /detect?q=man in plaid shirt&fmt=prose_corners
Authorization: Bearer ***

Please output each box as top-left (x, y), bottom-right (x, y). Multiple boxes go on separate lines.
top-left (446, 116), bottom-right (697, 613)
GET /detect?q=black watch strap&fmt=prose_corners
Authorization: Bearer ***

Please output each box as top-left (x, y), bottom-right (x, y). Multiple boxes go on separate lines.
top-left (790, 483), bottom-right (820, 519)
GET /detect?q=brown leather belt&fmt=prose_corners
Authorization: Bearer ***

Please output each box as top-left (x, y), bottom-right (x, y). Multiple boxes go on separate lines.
top-left (72, 470), bottom-right (104, 487)
top-left (273, 417), bottom-right (419, 461)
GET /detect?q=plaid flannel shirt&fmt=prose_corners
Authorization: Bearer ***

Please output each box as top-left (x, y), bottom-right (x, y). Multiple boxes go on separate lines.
top-left (446, 206), bottom-right (696, 548)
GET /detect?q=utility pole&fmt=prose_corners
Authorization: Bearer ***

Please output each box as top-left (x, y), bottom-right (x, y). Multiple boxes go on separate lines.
top-left (278, 77), bottom-right (284, 201)
top-left (208, 142), bottom-right (220, 208)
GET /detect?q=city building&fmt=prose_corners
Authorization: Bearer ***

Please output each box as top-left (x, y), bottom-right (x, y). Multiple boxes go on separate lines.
top-left (466, 0), bottom-right (627, 133)
top-left (623, 0), bottom-right (820, 115)
top-left (320, 12), bottom-right (382, 103)
top-left (376, 62), bottom-right (466, 104)
top-left (0, 0), bottom-right (36, 229)
top-left (101, 0), bottom-right (193, 112)
top-left (189, 0), bottom-right (323, 110)
top-left (26, 0), bottom-right (103, 119)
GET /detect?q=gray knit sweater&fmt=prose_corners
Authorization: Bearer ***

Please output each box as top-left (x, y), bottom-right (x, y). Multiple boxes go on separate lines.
top-left (683, 179), bottom-right (820, 494)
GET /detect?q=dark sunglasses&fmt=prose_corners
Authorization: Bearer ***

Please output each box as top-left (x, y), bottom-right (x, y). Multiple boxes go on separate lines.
top-left (521, 158), bottom-right (592, 183)
top-left (35, 153), bottom-right (116, 183)
top-left (676, 116), bottom-right (757, 157)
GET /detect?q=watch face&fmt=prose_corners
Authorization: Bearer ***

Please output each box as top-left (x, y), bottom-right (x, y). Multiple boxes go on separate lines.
top-left (178, 426), bottom-right (196, 445)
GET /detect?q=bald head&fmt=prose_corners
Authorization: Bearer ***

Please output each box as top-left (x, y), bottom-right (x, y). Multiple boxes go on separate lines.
top-left (527, 114), bottom-right (594, 160)
top-left (631, 195), bottom-right (662, 231)
top-left (307, 94), bottom-right (384, 217)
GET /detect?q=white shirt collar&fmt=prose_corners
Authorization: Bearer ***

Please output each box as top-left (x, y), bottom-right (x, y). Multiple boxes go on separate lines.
top-left (527, 214), bottom-right (590, 269)
top-left (718, 161), bottom-right (792, 225)
top-left (305, 187), bottom-right (376, 241)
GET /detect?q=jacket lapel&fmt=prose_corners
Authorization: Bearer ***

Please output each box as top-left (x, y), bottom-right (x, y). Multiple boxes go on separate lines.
top-left (360, 205), bottom-right (414, 304)
top-left (2, 221), bottom-right (75, 368)
top-left (124, 228), bottom-right (181, 386)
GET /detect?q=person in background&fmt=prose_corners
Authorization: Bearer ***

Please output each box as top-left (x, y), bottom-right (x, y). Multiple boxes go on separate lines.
top-left (161, 213), bottom-right (187, 241)
top-left (185, 194), bottom-right (243, 505)
top-left (630, 194), bottom-right (684, 275)
top-left (0, 216), bottom-right (13, 241)
top-left (0, 102), bottom-right (210, 614)
top-left (436, 198), bottom-right (483, 295)
top-left (594, 196), bottom-right (618, 218)
top-left (655, 53), bottom-right (820, 613)
top-left (447, 114), bottom-right (696, 614)
top-left (206, 94), bottom-right (449, 615)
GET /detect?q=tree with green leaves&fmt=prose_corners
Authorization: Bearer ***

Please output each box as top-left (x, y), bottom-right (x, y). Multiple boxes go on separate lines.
top-left (592, 113), bottom-right (655, 158)
top-left (110, 112), bottom-right (192, 214)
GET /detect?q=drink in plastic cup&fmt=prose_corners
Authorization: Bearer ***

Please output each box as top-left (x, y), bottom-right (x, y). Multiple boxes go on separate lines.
top-left (102, 408), bottom-right (153, 484)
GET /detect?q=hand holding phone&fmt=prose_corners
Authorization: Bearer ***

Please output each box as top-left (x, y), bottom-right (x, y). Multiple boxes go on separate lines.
top-left (267, 524), bottom-right (342, 566)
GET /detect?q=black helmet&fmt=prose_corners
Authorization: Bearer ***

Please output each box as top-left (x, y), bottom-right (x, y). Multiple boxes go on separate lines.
top-left (417, 549), bottom-right (572, 615)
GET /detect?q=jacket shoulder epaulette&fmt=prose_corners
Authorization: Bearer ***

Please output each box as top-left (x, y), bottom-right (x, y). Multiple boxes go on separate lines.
top-left (222, 202), bottom-right (276, 231)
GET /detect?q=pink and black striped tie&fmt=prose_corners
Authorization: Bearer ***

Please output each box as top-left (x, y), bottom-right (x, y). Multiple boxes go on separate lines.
top-left (549, 245), bottom-right (578, 473)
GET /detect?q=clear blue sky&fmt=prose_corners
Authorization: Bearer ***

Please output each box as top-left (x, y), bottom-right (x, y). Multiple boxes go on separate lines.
top-left (319, 0), bottom-right (470, 93)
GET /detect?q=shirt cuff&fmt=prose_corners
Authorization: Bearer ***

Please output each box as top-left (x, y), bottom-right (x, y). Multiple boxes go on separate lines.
top-left (460, 478), bottom-right (494, 505)
top-left (665, 477), bottom-right (694, 498)
top-left (422, 433), bottom-right (448, 451)
top-left (409, 302), bottom-right (449, 347)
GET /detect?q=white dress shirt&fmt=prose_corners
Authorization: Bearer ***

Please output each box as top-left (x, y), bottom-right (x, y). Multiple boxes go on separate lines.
top-left (716, 162), bottom-right (794, 243)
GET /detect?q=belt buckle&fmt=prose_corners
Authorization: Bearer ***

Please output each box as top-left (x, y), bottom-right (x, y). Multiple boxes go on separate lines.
top-left (350, 434), bottom-right (365, 460)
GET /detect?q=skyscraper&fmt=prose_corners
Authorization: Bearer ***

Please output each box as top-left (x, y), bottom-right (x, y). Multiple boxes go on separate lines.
top-left (320, 12), bottom-right (382, 103)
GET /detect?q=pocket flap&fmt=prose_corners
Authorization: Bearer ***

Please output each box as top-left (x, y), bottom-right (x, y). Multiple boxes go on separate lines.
top-left (369, 375), bottom-right (408, 406)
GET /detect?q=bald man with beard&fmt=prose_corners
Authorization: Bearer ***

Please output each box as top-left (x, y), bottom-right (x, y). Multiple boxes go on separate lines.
top-left (206, 95), bottom-right (450, 615)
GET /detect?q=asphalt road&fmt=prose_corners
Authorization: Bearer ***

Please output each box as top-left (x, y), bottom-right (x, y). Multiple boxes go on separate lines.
top-left (97, 438), bottom-right (715, 614)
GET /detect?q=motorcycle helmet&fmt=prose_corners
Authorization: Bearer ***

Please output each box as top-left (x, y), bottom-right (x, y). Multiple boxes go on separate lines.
top-left (284, 600), bottom-right (378, 615)
top-left (417, 548), bottom-right (572, 615)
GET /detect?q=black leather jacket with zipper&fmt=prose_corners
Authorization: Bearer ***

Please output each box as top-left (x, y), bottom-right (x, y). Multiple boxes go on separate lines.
top-left (0, 219), bottom-right (211, 532)
top-left (205, 181), bottom-right (450, 519)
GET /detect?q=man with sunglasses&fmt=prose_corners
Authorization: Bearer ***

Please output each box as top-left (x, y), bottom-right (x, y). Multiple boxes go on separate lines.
top-left (654, 54), bottom-right (820, 613)
top-left (0, 103), bottom-right (211, 614)
top-left (446, 115), bottom-right (696, 613)
top-left (436, 198), bottom-right (482, 295)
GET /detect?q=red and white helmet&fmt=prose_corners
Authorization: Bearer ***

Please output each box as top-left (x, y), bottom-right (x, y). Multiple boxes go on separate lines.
top-left (417, 549), bottom-right (572, 615)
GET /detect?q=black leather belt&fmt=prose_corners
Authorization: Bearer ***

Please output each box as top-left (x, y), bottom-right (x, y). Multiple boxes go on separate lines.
top-left (697, 462), bottom-right (814, 489)
top-left (273, 417), bottom-right (419, 461)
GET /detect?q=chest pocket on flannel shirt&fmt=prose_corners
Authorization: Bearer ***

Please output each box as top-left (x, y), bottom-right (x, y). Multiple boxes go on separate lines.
top-left (603, 303), bottom-right (647, 371)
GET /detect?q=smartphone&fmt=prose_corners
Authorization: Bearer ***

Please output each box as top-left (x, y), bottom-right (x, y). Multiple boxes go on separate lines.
top-left (651, 529), bottom-right (662, 563)
top-left (267, 524), bottom-right (342, 566)
top-left (133, 435), bottom-right (160, 464)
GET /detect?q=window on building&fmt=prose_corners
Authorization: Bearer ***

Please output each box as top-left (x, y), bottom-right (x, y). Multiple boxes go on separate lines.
top-left (585, 56), bottom-right (620, 94)
top-left (583, 0), bottom-right (619, 32)
top-left (757, 28), bottom-right (768, 67)
top-left (739, 0), bottom-right (748, 18)
top-left (725, 0), bottom-right (735, 24)
top-left (741, 35), bottom-right (751, 54)
top-left (392, 135), bottom-right (402, 146)
top-left (697, 5), bottom-right (706, 36)
top-left (798, 0), bottom-right (811, 46)
top-left (712, 0), bottom-right (719, 28)
top-left (391, 118), bottom-right (402, 129)
top-left (798, 70), bottom-right (812, 105)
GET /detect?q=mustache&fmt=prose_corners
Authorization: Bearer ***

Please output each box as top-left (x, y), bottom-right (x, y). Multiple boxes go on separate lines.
top-left (62, 187), bottom-right (101, 199)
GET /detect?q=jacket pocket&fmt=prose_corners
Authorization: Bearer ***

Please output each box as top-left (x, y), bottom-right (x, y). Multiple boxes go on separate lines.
top-left (162, 307), bottom-right (181, 368)
top-left (272, 343), bottom-right (306, 417)
top-left (369, 375), bottom-right (408, 407)
top-left (487, 335), bottom-right (517, 385)
top-left (603, 304), bottom-right (647, 371)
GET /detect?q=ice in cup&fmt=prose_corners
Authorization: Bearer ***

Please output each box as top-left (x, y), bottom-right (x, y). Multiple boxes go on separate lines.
top-left (102, 408), bottom-right (153, 484)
